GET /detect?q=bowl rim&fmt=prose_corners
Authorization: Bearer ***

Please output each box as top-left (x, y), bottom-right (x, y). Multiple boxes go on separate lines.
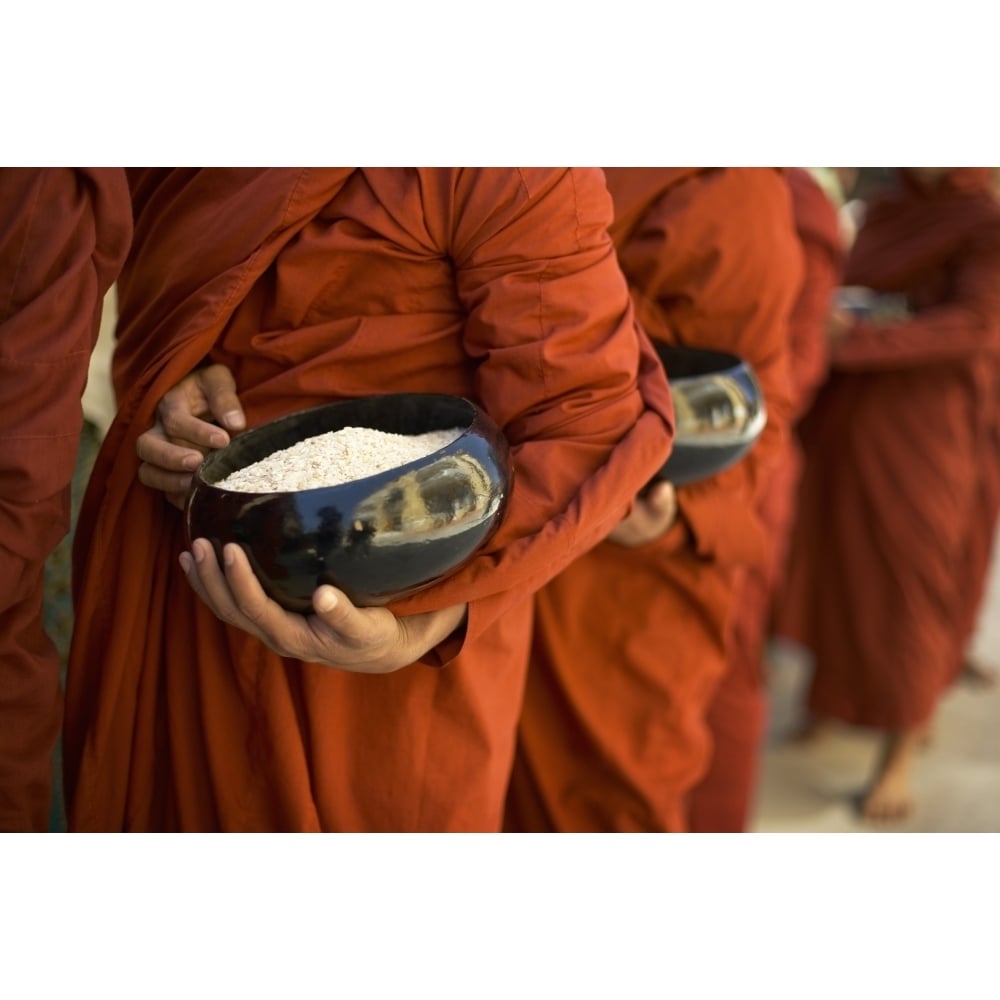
top-left (653, 344), bottom-right (750, 383)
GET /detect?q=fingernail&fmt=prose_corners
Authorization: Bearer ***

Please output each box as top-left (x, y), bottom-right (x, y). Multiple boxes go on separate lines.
top-left (315, 588), bottom-right (337, 612)
top-left (223, 544), bottom-right (236, 567)
top-left (193, 541), bottom-right (206, 564)
top-left (179, 552), bottom-right (193, 575)
top-left (181, 453), bottom-right (201, 471)
top-left (208, 431), bottom-right (229, 449)
top-left (223, 411), bottom-right (246, 431)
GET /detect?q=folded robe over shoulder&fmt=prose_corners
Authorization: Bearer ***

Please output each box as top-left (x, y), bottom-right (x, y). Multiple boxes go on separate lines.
top-left (0, 168), bottom-right (131, 831)
top-left (779, 168), bottom-right (1000, 729)
top-left (505, 168), bottom-right (802, 832)
top-left (64, 168), bottom-right (675, 832)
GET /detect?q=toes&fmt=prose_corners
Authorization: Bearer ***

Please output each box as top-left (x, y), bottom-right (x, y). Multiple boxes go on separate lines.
top-left (862, 789), bottom-right (914, 824)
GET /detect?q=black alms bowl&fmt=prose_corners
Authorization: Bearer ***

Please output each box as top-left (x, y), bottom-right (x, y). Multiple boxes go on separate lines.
top-left (654, 344), bottom-right (767, 486)
top-left (185, 394), bottom-right (513, 613)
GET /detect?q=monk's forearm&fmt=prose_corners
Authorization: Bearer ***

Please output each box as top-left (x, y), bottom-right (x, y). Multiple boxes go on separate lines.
top-left (396, 169), bottom-right (674, 658)
top-left (398, 401), bottom-right (669, 661)
top-left (833, 309), bottom-right (1000, 370)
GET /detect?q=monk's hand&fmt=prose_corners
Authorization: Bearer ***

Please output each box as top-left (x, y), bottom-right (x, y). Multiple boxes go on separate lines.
top-left (607, 480), bottom-right (678, 548)
top-left (179, 538), bottom-right (468, 674)
top-left (137, 364), bottom-right (246, 510)
top-left (826, 307), bottom-right (855, 347)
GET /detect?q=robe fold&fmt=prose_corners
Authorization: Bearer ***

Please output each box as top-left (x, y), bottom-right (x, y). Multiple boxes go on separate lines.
top-left (64, 168), bottom-right (675, 832)
top-left (0, 168), bottom-right (131, 831)
top-left (505, 168), bottom-right (801, 832)
top-left (687, 168), bottom-right (846, 831)
top-left (777, 168), bottom-right (1000, 730)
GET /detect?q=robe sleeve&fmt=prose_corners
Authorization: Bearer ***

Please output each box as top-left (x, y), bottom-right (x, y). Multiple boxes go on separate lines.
top-left (612, 169), bottom-right (802, 568)
top-left (0, 168), bottom-right (131, 830)
top-left (389, 168), bottom-right (675, 661)
top-left (833, 226), bottom-right (1000, 371)
top-left (785, 170), bottom-right (845, 419)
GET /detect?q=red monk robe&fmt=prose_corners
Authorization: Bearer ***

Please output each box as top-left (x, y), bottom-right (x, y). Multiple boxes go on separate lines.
top-left (687, 168), bottom-right (847, 832)
top-left (957, 381), bottom-right (1000, 663)
top-left (63, 168), bottom-right (675, 832)
top-left (504, 168), bottom-right (802, 833)
top-left (779, 168), bottom-right (1000, 747)
top-left (956, 175), bottom-right (1000, 665)
top-left (0, 168), bottom-right (131, 831)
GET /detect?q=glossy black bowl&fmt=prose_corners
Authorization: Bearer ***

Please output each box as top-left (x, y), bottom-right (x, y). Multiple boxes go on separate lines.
top-left (185, 394), bottom-right (513, 612)
top-left (654, 344), bottom-right (767, 486)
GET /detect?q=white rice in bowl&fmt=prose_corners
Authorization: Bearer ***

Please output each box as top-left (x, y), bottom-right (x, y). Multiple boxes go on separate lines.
top-left (214, 425), bottom-right (464, 493)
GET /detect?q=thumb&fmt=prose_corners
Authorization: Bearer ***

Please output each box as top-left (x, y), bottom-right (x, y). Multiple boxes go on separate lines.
top-left (312, 585), bottom-right (372, 642)
top-left (199, 364), bottom-right (246, 432)
top-left (644, 480), bottom-right (677, 513)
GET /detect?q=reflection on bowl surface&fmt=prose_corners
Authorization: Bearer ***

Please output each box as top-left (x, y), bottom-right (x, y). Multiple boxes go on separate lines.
top-left (185, 394), bottom-right (512, 612)
top-left (654, 344), bottom-right (767, 485)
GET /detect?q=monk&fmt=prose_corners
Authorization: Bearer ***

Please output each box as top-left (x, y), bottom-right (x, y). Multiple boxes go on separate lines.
top-left (686, 168), bottom-right (849, 831)
top-left (504, 168), bottom-right (803, 833)
top-left (0, 168), bottom-right (131, 831)
top-left (63, 168), bottom-right (675, 832)
top-left (777, 168), bottom-right (1000, 822)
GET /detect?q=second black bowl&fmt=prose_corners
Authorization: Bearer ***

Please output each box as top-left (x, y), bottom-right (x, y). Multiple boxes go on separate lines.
top-left (185, 393), bottom-right (513, 612)
top-left (654, 344), bottom-right (767, 486)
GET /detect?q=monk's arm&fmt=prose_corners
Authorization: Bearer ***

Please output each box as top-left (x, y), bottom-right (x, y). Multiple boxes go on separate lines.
top-left (0, 168), bottom-right (130, 830)
top-left (833, 230), bottom-right (1000, 370)
top-left (389, 167), bottom-right (675, 656)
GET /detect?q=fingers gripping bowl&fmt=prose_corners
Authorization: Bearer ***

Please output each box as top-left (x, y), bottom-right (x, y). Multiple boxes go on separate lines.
top-left (654, 344), bottom-right (767, 486)
top-left (185, 394), bottom-right (513, 613)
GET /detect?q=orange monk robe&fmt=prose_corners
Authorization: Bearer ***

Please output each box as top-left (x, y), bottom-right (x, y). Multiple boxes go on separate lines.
top-left (688, 168), bottom-right (846, 832)
top-left (779, 168), bottom-right (1000, 730)
top-left (64, 168), bottom-right (675, 832)
top-left (0, 168), bottom-right (131, 831)
top-left (505, 168), bottom-right (802, 833)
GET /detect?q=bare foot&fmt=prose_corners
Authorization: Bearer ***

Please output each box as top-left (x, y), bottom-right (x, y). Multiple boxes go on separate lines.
top-left (962, 657), bottom-right (998, 690)
top-left (862, 768), bottom-right (915, 823)
top-left (861, 729), bottom-right (920, 824)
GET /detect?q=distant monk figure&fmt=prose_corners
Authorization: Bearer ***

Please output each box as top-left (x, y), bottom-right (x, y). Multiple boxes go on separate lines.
top-left (777, 167), bottom-right (1000, 822)
top-left (687, 167), bottom-right (850, 832)
top-left (505, 168), bottom-right (802, 832)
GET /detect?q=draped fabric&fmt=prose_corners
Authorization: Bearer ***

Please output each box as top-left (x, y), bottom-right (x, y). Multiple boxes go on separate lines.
top-left (688, 168), bottom-right (846, 831)
top-left (0, 168), bottom-right (131, 830)
top-left (777, 168), bottom-right (1000, 729)
top-left (505, 168), bottom-right (802, 832)
top-left (64, 168), bottom-right (675, 831)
